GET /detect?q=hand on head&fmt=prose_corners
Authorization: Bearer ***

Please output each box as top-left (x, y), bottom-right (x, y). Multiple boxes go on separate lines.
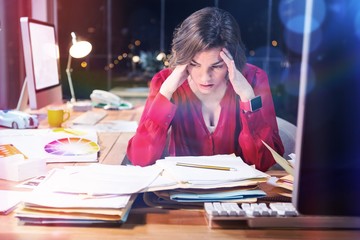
top-left (220, 48), bottom-right (255, 101)
top-left (159, 64), bottom-right (189, 100)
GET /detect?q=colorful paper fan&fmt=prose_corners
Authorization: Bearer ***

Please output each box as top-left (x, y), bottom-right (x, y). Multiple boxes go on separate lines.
top-left (44, 137), bottom-right (100, 156)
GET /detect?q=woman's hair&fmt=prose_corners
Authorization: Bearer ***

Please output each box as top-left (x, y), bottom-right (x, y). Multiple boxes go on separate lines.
top-left (169, 7), bottom-right (247, 71)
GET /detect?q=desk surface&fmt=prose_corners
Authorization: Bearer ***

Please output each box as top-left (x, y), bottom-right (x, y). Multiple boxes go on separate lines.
top-left (1, 105), bottom-right (360, 239)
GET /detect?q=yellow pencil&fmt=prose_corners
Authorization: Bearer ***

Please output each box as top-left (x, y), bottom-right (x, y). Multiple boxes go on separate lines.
top-left (176, 162), bottom-right (237, 171)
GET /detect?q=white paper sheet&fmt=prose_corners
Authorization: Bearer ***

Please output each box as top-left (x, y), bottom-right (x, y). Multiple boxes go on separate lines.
top-left (37, 164), bottom-right (163, 195)
top-left (23, 191), bottom-right (131, 209)
top-left (155, 155), bottom-right (269, 185)
top-left (0, 190), bottom-right (27, 214)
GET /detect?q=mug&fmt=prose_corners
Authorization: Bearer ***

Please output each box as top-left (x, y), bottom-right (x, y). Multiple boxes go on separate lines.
top-left (47, 108), bottom-right (70, 128)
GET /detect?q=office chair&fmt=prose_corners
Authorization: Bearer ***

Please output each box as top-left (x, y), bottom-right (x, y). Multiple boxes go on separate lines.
top-left (269, 117), bottom-right (297, 170)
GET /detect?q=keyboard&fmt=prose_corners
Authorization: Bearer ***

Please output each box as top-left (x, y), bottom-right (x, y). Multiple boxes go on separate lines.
top-left (72, 111), bottom-right (107, 125)
top-left (204, 202), bottom-right (360, 229)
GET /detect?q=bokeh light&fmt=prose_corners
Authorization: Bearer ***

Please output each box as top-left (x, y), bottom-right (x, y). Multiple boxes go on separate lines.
top-left (132, 55), bottom-right (140, 63)
top-left (283, 28), bottom-right (322, 54)
top-left (278, 0), bottom-right (326, 33)
top-left (134, 40), bottom-right (141, 46)
top-left (355, 11), bottom-right (360, 39)
top-left (80, 61), bottom-right (88, 68)
top-left (156, 52), bottom-right (166, 61)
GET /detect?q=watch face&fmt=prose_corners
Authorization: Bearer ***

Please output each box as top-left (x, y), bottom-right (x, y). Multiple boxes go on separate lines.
top-left (250, 96), bottom-right (262, 111)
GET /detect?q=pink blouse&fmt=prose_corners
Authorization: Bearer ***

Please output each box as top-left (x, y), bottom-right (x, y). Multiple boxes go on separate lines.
top-left (127, 63), bottom-right (284, 172)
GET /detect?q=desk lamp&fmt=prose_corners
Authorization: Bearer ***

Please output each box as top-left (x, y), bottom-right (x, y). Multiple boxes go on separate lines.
top-left (65, 32), bottom-right (92, 110)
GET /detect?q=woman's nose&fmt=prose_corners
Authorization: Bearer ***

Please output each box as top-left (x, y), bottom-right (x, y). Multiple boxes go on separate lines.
top-left (200, 69), bottom-right (212, 83)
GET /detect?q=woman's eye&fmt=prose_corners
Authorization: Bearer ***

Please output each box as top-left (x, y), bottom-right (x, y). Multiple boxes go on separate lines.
top-left (212, 65), bottom-right (223, 69)
top-left (190, 62), bottom-right (199, 67)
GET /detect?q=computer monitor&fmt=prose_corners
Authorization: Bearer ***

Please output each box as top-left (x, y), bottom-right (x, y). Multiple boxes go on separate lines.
top-left (17, 17), bottom-right (63, 111)
top-left (292, 0), bottom-right (360, 226)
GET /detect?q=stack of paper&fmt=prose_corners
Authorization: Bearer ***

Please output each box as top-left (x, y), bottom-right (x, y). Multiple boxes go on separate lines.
top-left (150, 155), bottom-right (269, 188)
top-left (13, 154), bottom-right (272, 218)
top-left (145, 154), bottom-right (270, 204)
top-left (14, 164), bottom-right (164, 225)
top-left (11, 163), bottom-right (158, 225)
top-left (15, 191), bottom-right (136, 225)
top-left (274, 175), bottom-right (293, 198)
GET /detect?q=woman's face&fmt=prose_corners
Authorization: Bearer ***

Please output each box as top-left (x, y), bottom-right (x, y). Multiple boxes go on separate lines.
top-left (187, 47), bottom-right (228, 95)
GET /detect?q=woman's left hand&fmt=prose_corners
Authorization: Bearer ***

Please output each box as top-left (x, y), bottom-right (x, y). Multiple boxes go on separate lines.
top-left (220, 48), bottom-right (255, 101)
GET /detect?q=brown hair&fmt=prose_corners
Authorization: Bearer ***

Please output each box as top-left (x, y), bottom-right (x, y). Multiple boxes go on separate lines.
top-left (169, 7), bottom-right (247, 71)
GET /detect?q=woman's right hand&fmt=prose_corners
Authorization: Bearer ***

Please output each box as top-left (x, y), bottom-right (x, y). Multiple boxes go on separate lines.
top-left (159, 64), bottom-right (189, 100)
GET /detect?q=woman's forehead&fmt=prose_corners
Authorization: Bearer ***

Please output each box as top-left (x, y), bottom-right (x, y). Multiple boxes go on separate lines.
top-left (192, 48), bottom-right (223, 62)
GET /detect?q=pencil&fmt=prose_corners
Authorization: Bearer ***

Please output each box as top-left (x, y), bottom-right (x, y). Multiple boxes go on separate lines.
top-left (176, 162), bottom-right (237, 171)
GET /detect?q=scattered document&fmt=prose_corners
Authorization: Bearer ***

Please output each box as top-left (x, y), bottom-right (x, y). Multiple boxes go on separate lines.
top-left (262, 140), bottom-right (294, 175)
top-left (22, 191), bottom-right (131, 209)
top-left (143, 154), bottom-right (271, 205)
top-left (267, 174), bottom-right (293, 198)
top-left (0, 190), bottom-right (27, 215)
top-left (155, 155), bottom-right (269, 186)
top-left (36, 164), bottom-right (163, 195)
top-left (276, 174), bottom-right (294, 191)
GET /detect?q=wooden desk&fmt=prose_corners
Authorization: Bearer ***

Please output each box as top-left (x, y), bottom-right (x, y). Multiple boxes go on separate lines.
top-left (1, 106), bottom-right (360, 239)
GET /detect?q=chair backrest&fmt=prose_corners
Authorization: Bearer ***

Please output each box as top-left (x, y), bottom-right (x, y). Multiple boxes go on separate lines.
top-left (276, 117), bottom-right (297, 159)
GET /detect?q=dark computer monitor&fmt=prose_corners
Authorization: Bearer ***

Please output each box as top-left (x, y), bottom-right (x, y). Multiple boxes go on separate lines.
top-left (292, 0), bottom-right (360, 226)
top-left (17, 17), bottom-right (63, 110)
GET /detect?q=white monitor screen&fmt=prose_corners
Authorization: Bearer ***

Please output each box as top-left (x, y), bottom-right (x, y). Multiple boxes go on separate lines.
top-left (18, 17), bottom-right (63, 110)
top-left (29, 22), bottom-right (60, 90)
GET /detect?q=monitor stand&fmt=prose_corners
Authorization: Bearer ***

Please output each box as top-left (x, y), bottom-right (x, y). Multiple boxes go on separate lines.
top-left (16, 78), bottom-right (29, 111)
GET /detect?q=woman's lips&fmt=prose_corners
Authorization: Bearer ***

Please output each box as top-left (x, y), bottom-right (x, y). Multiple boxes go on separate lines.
top-left (199, 84), bottom-right (214, 88)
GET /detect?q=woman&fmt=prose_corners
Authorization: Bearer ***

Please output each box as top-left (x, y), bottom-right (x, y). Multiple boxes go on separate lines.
top-left (127, 7), bottom-right (284, 172)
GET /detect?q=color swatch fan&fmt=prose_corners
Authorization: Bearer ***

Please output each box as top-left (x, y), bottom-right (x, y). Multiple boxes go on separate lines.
top-left (0, 129), bottom-right (99, 163)
top-left (44, 137), bottom-right (99, 156)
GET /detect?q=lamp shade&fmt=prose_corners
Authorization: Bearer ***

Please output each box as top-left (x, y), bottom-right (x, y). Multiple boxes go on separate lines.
top-left (69, 41), bottom-right (92, 58)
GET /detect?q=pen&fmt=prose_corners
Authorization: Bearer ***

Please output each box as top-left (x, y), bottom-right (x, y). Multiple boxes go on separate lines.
top-left (176, 162), bottom-right (237, 171)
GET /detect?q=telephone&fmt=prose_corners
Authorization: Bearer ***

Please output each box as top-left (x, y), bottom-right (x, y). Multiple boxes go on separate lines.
top-left (90, 89), bottom-right (133, 110)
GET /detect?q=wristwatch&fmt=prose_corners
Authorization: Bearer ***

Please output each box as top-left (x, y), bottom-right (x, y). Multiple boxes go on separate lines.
top-left (240, 96), bottom-right (262, 112)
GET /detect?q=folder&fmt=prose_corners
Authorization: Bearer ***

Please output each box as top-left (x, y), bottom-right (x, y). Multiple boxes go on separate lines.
top-left (15, 193), bottom-right (136, 225)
